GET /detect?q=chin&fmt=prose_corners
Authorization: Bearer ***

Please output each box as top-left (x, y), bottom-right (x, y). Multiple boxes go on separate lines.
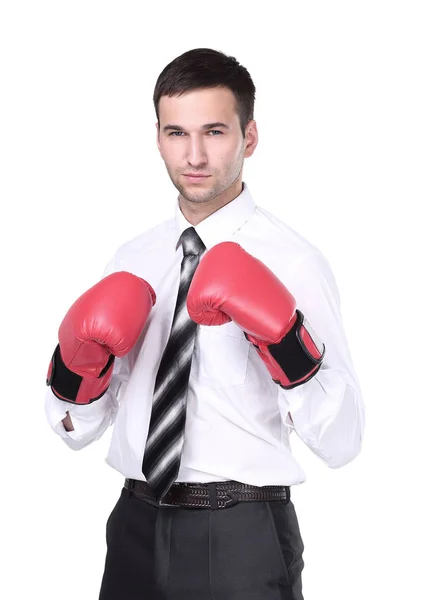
top-left (186, 192), bottom-right (213, 204)
top-left (182, 183), bottom-right (216, 203)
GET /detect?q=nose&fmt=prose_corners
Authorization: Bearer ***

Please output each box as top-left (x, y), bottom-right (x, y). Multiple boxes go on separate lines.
top-left (186, 135), bottom-right (208, 167)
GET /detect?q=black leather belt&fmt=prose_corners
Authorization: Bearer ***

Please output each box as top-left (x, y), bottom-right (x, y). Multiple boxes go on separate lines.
top-left (124, 478), bottom-right (290, 509)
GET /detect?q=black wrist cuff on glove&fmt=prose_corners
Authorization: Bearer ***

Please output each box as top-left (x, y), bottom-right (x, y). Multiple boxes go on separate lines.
top-left (46, 344), bottom-right (113, 404)
top-left (267, 310), bottom-right (325, 389)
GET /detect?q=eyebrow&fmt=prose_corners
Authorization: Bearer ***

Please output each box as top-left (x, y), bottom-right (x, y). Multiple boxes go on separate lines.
top-left (162, 122), bottom-right (230, 133)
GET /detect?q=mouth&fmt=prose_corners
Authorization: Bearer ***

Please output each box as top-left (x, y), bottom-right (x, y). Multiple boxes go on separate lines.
top-left (183, 174), bottom-right (211, 183)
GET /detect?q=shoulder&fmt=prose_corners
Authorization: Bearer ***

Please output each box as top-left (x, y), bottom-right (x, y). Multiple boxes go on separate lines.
top-left (103, 217), bottom-right (175, 276)
top-left (115, 217), bottom-right (175, 257)
top-left (114, 218), bottom-right (175, 259)
top-left (254, 205), bottom-right (320, 254)
top-left (253, 206), bottom-right (341, 307)
top-left (243, 204), bottom-right (330, 275)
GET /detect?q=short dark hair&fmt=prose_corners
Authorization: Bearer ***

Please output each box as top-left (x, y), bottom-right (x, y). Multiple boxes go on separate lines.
top-left (153, 48), bottom-right (256, 137)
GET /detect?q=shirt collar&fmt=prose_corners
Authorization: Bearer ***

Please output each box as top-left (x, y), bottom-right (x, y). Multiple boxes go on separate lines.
top-left (174, 181), bottom-right (256, 251)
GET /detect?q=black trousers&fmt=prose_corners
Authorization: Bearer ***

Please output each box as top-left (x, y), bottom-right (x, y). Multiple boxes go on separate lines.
top-left (99, 486), bottom-right (305, 600)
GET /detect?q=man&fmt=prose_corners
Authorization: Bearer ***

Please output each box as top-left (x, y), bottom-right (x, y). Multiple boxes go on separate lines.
top-left (45, 48), bottom-right (365, 600)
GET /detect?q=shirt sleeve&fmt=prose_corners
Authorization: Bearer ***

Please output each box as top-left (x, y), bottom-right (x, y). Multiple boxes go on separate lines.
top-left (44, 354), bottom-right (129, 450)
top-left (44, 256), bottom-right (130, 450)
top-left (277, 248), bottom-right (365, 468)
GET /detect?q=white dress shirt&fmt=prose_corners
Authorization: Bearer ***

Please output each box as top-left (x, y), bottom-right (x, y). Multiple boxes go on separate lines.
top-left (45, 182), bottom-right (365, 486)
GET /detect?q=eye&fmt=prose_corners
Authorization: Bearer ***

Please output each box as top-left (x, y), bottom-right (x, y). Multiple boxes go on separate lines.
top-left (168, 131), bottom-right (185, 137)
top-left (208, 130), bottom-right (223, 135)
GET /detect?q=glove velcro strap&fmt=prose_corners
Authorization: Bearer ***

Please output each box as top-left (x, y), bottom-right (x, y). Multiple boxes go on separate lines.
top-left (46, 344), bottom-right (114, 404)
top-left (266, 310), bottom-right (325, 389)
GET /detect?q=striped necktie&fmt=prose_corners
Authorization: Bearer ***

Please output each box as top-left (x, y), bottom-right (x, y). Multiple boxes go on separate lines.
top-left (142, 226), bottom-right (206, 499)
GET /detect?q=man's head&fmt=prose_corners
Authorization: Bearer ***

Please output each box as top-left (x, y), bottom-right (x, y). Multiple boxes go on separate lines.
top-left (153, 48), bottom-right (258, 212)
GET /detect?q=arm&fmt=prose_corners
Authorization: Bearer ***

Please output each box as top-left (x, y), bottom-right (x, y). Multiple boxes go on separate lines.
top-left (52, 258), bottom-right (116, 438)
top-left (278, 249), bottom-right (365, 468)
top-left (187, 241), bottom-right (364, 469)
top-left (45, 260), bottom-right (155, 450)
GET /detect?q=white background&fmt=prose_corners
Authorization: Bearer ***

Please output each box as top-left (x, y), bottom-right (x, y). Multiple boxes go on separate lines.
top-left (1, 1), bottom-right (426, 598)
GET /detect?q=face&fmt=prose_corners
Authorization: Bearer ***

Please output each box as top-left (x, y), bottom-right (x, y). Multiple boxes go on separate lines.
top-left (156, 87), bottom-right (257, 205)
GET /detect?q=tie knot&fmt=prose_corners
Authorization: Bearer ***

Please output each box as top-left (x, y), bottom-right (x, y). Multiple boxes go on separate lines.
top-left (179, 227), bottom-right (205, 257)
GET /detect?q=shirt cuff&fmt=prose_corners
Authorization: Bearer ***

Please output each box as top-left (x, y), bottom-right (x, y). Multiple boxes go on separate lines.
top-left (44, 387), bottom-right (114, 442)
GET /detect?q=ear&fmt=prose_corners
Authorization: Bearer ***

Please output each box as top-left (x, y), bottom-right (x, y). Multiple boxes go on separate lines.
top-left (244, 120), bottom-right (258, 158)
top-left (156, 122), bottom-right (162, 155)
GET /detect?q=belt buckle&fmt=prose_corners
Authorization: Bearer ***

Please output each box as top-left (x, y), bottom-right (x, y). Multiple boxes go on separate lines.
top-left (158, 499), bottom-right (176, 507)
top-left (158, 492), bottom-right (176, 508)
top-left (223, 491), bottom-right (239, 508)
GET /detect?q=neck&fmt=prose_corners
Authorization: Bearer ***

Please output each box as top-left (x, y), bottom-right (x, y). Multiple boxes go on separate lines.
top-left (179, 178), bottom-right (243, 226)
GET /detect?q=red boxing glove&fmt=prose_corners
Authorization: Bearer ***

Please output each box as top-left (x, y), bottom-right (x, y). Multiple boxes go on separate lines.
top-left (46, 271), bottom-right (156, 404)
top-left (187, 242), bottom-right (325, 389)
